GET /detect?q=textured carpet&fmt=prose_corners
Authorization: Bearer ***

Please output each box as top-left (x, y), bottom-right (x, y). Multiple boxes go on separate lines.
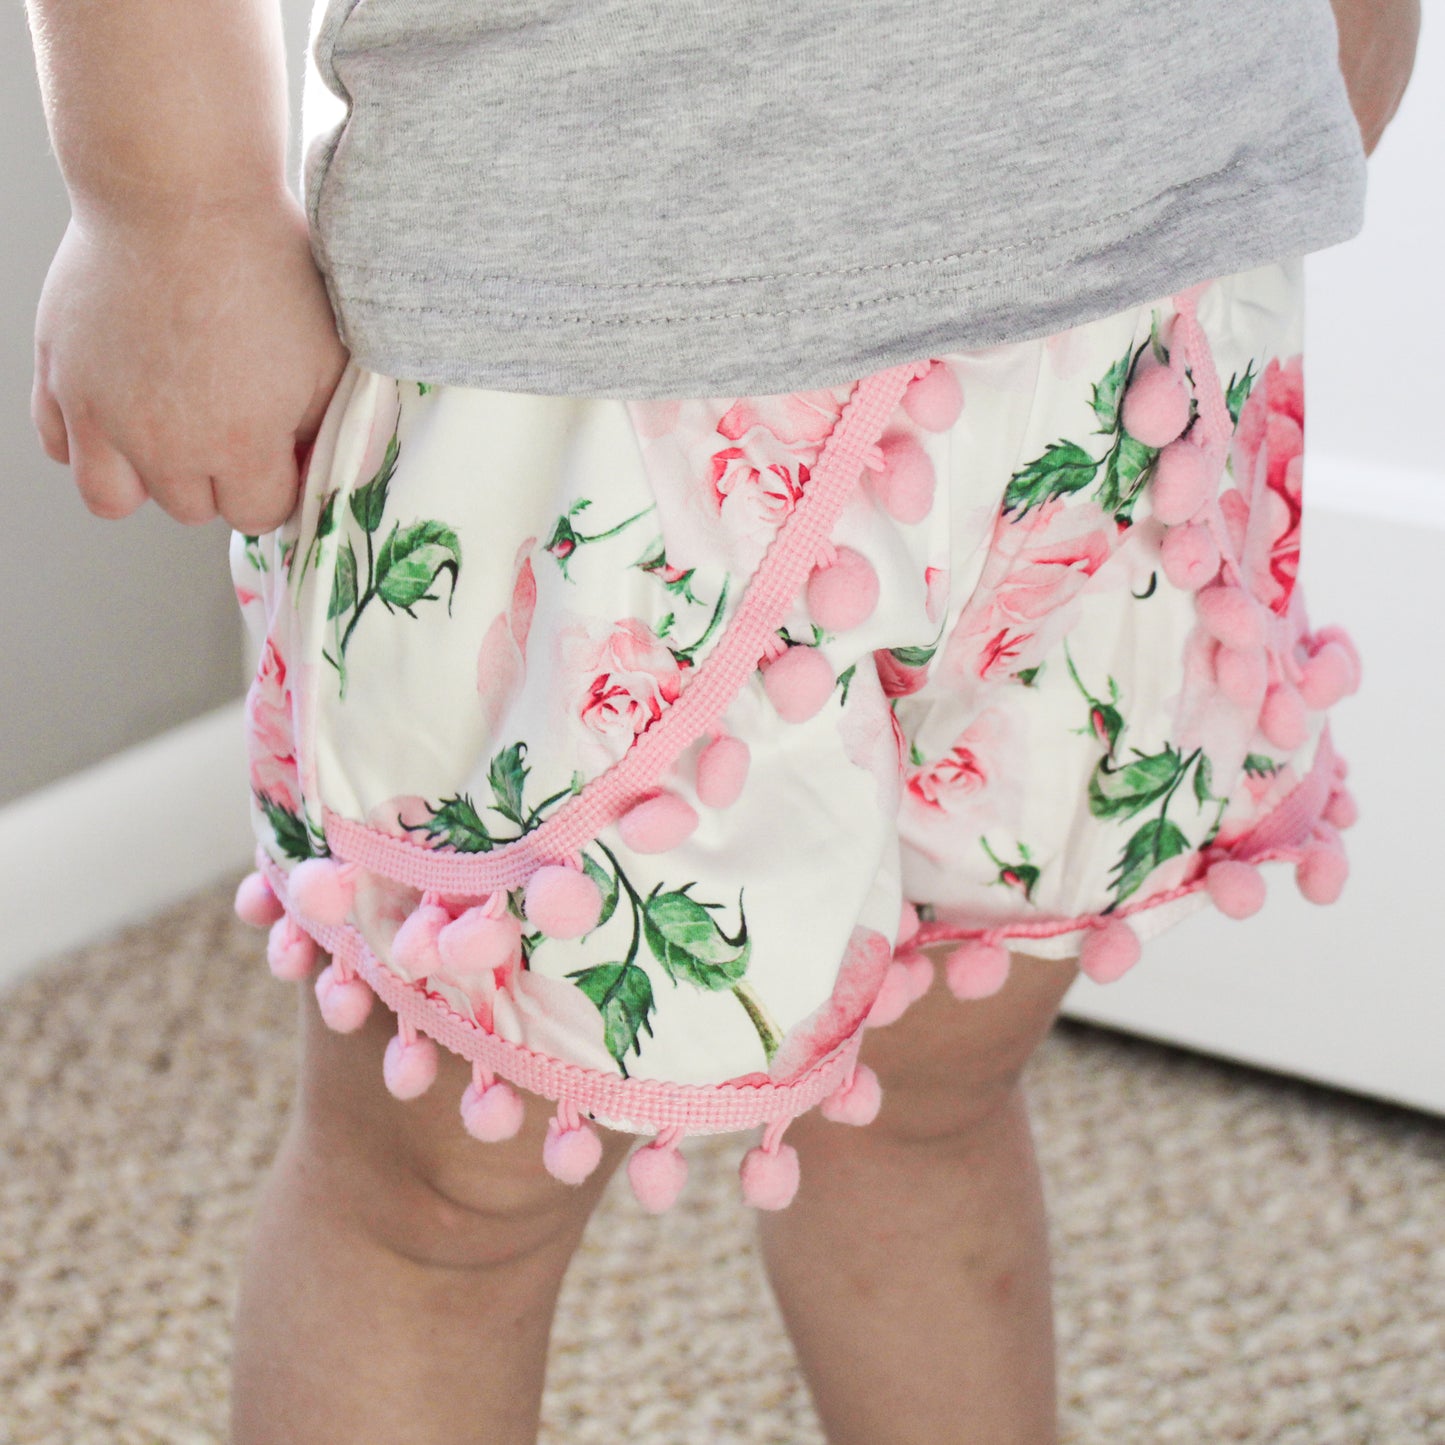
top-left (2, 876), bottom-right (1442, 1445)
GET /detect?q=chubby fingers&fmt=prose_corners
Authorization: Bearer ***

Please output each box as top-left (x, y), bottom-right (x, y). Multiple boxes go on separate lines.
top-left (212, 445), bottom-right (302, 535)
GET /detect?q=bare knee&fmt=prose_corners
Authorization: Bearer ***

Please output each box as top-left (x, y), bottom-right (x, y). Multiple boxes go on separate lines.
top-left (798, 949), bottom-right (1079, 1150)
top-left (289, 968), bottom-right (632, 1272)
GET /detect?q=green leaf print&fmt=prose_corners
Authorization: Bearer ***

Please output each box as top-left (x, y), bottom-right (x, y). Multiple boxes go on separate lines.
top-left (1192, 752), bottom-right (1215, 806)
top-left (1108, 816), bottom-right (1191, 906)
top-left (374, 520), bottom-right (462, 613)
top-left (350, 434), bottom-right (398, 534)
top-left (315, 489), bottom-right (339, 542)
top-left (1091, 349), bottom-right (1132, 433)
top-left (889, 642), bottom-right (939, 668)
top-left (1225, 361), bottom-right (1258, 427)
top-left (328, 539), bottom-right (358, 621)
top-left (1015, 664), bottom-right (1043, 687)
top-left (487, 743), bottom-right (530, 827)
top-left (582, 853), bottom-right (620, 932)
top-left (257, 793), bottom-right (316, 862)
top-left (566, 962), bottom-right (656, 1073)
top-left (1243, 753), bottom-right (1280, 777)
top-left (413, 794), bottom-right (494, 853)
top-left (1001, 442), bottom-right (1099, 519)
top-left (241, 535), bottom-right (268, 572)
top-left (1097, 433), bottom-right (1157, 518)
top-left (1088, 747), bottom-right (1187, 821)
top-left (642, 887), bottom-right (750, 992)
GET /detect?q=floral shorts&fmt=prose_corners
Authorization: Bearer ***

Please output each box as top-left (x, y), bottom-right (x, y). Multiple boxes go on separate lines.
top-left (231, 255), bottom-right (1360, 1213)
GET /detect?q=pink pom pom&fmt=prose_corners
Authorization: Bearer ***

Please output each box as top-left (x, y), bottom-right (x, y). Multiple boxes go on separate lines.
top-left (460, 1079), bottom-right (525, 1142)
top-left (1313, 625), bottom-right (1362, 693)
top-left (1296, 845), bottom-right (1348, 905)
top-left (897, 949), bottom-right (935, 1001)
top-left (314, 963), bottom-right (374, 1032)
top-left (523, 866), bottom-right (603, 940)
top-left (1160, 522), bottom-right (1220, 591)
top-left (944, 939), bottom-right (1011, 1000)
top-left (627, 1141), bottom-right (689, 1213)
top-left (897, 900), bottom-right (921, 948)
top-left (1121, 364), bottom-right (1191, 447)
top-left (864, 959), bottom-right (917, 1028)
top-left (806, 547), bottom-right (880, 633)
top-left (439, 904), bottom-right (522, 976)
top-left (696, 734), bottom-right (750, 809)
top-left (392, 899), bottom-right (451, 978)
top-left (866, 431), bottom-right (936, 524)
top-left (739, 1142), bottom-right (801, 1210)
top-left (1259, 683), bottom-right (1308, 750)
top-left (1196, 585), bottom-right (1264, 650)
top-left (1205, 859), bottom-right (1267, 919)
top-left (1323, 786), bottom-right (1358, 830)
top-left (819, 1062), bottom-right (882, 1126)
top-left (901, 359), bottom-right (964, 431)
top-left (235, 870), bottom-right (284, 928)
top-left (543, 1119), bottom-right (604, 1185)
top-left (760, 646), bottom-right (836, 724)
top-left (1215, 644), bottom-right (1268, 709)
top-left (1078, 918), bottom-right (1141, 984)
top-left (617, 792), bottom-right (699, 854)
top-left (288, 856), bottom-right (360, 927)
top-left (382, 1031), bottom-right (440, 1100)
top-left (1150, 440), bottom-right (1212, 526)
top-left (1298, 642), bottom-right (1355, 710)
top-left (267, 916), bottom-right (318, 981)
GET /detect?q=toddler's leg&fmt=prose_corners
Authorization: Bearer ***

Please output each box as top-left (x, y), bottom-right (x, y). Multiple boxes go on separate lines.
top-left (229, 957), bottom-right (634, 1445)
top-left (756, 950), bottom-right (1078, 1445)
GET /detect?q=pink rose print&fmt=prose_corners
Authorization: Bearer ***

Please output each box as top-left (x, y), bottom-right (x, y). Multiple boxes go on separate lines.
top-left (476, 538), bottom-right (537, 737)
top-left (1223, 355), bottom-right (1304, 617)
top-left (875, 649), bottom-right (930, 698)
top-left (899, 708), bottom-right (1026, 868)
top-left (566, 618), bottom-right (686, 748)
top-left (716, 390), bottom-right (845, 450)
top-left (709, 446), bottom-right (807, 544)
top-left (245, 635), bottom-right (301, 814)
top-left (627, 386), bottom-right (851, 573)
top-left (939, 498), bottom-right (1115, 688)
top-left (906, 737), bottom-right (988, 810)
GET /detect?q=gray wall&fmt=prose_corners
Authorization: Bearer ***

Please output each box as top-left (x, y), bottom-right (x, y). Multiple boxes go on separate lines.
top-left (1, 0), bottom-right (314, 807)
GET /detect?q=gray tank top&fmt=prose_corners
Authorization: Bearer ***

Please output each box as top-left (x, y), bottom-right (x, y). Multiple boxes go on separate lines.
top-left (300, 0), bottom-right (1365, 399)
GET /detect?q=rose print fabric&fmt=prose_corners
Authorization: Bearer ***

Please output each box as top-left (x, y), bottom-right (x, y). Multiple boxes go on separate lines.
top-left (230, 256), bottom-right (1360, 1212)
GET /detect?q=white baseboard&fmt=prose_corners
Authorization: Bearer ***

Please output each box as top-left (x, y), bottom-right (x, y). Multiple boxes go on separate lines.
top-left (0, 701), bottom-right (254, 991)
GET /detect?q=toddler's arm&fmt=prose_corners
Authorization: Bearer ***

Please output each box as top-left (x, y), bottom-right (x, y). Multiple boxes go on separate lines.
top-left (1330, 0), bottom-right (1421, 156)
top-left (24, 0), bottom-right (348, 533)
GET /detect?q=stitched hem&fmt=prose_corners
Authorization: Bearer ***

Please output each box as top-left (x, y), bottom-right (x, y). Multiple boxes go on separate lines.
top-left (315, 138), bottom-right (1364, 398)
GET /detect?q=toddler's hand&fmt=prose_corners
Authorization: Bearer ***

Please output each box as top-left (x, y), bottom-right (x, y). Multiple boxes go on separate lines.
top-left (1331, 0), bottom-right (1421, 157)
top-left (30, 190), bottom-right (349, 534)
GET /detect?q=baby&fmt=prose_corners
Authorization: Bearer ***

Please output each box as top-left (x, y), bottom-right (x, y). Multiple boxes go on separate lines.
top-left (22, 1), bottom-right (1420, 1441)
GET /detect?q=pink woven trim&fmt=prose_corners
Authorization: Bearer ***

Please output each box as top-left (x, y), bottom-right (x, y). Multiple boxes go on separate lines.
top-left (322, 360), bottom-right (926, 895)
top-left (911, 723), bottom-right (1340, 951)
top-left (260, 853), bottom-right (865, 1134)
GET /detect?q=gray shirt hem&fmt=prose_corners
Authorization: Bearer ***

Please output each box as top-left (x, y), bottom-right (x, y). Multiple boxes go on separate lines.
top-left (317, 137), bottom-right (1365, 400)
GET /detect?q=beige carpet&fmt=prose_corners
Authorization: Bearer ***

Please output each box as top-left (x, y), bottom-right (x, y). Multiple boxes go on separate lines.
top-left (2, 876), bottom-right (1442, 1445)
